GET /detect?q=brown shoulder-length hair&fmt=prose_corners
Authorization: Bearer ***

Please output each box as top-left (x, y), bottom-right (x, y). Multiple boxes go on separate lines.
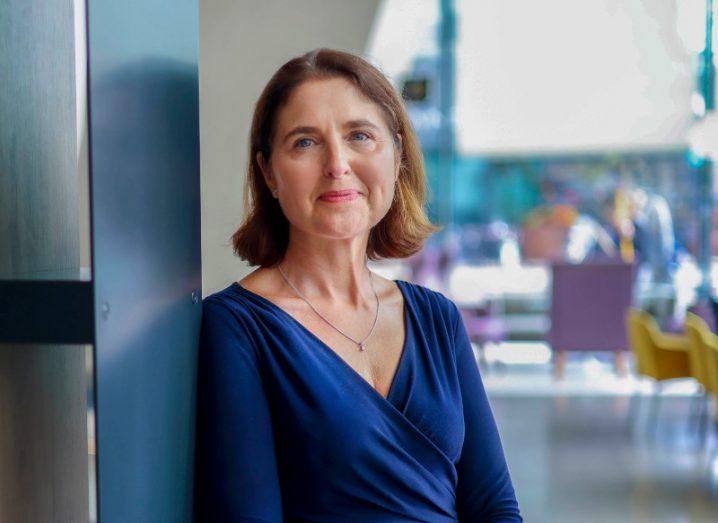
top-left (231, 48), bottom-right (441, 267)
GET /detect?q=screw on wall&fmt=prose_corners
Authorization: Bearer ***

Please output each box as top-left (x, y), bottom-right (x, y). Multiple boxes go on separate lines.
top-left (101, 302), bottom-right (111, 320)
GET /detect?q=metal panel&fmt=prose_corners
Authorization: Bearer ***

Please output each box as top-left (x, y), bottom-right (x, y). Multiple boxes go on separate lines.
top-left (0, 344), bottom-right (92, 522)
top-left (0, 0), bottom-right (80, 280)
top-left (86, 0), bottom-right (201, 521)
top-left (0, 0), bottom-right (93, 521)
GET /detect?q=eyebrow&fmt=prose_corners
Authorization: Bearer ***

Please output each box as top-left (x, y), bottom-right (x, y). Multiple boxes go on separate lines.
top-left (280, 119), bottom-right (382, 144)
top-left (345, 119), bottom-right (381, 131)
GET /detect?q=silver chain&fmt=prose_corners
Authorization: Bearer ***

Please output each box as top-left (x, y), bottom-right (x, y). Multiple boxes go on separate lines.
top-left (276, 262), bottom-right (380, 351)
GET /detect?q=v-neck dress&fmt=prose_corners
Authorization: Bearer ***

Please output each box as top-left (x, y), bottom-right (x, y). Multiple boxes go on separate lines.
top-left (194, 279), bottom-right (521, 522)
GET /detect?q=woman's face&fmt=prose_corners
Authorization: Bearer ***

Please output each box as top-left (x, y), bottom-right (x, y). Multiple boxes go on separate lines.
top-left (260, 77), bottom-right (400, 243)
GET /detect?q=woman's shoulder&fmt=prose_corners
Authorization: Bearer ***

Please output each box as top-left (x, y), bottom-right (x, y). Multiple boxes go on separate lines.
top-left (396, 278), bottom-right (456, 308)
top-left (204, 268), bottom-right (277, 308)
top-left (202, 281), bottom-right (243, 310)
top-left (202, 271), bottom-right (301, 331)
top-left (200, 281), bottom-right (277, 359)
top-left (396, 279), bottom-right (461, 325)
top-left (201, 279), bottom-right (270, 332)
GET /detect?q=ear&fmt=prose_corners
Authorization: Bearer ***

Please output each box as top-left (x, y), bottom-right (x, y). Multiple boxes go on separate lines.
top-left (256, 152), bottom-right (276, 192)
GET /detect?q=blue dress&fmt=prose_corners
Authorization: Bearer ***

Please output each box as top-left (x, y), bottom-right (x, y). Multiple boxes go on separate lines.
top-left (195, 279), bottom-right (521, 522)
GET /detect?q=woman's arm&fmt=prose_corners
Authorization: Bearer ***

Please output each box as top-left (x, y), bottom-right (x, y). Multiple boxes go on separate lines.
top-left (452, 303), bottom-right (522, 522)
top-left (194, 299), bottom-right (283, 522)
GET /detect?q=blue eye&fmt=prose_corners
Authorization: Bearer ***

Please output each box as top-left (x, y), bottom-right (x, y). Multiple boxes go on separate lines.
top-left (295, 138), bottom-right (314, 148)
top-left (352, 132), bottom-right (370, 141)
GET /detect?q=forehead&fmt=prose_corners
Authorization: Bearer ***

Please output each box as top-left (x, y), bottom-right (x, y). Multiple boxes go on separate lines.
top-left (275, 77), bottom-right (390, 132)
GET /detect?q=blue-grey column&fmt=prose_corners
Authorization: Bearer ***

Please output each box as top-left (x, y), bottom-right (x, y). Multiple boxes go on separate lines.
top-left (438, 0), bottom-right (457, 229)
top-left (698, 0), bottom-right (715, 300)
top-left (86, 0), bottom-right (201, 521)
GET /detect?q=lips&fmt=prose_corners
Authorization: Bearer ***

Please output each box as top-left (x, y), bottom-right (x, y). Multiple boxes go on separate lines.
top-left (319, 190), bottom-right (360, 202)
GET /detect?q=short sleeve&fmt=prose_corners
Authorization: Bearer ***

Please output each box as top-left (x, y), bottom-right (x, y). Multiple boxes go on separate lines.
top-left (451, 302), bottom-right (522, 522)
top-left (194, 298), bottom-right (283, 522)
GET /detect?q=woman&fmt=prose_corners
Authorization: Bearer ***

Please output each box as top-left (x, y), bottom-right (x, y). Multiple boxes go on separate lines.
top-left (195, 48), bottom-right (521, 522)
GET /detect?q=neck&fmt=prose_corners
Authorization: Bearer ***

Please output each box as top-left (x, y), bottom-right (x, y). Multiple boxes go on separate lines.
top-left (277, 228), bottom-right (374, 306)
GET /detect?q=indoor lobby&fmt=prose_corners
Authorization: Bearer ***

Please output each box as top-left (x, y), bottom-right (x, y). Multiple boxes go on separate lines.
top-left (3, 1), bottom-right (718, 522)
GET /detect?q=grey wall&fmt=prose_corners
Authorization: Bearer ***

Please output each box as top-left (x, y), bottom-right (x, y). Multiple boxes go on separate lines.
top-left (199, 0), bottom-right (381, 296)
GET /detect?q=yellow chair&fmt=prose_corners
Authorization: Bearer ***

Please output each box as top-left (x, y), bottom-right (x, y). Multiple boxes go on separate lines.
top-left (625, 308), bottom-right (693, 428)
top-left (625, 308), bottom-right (691, 382)
top-left (684, 313), bottom-right (718, 415)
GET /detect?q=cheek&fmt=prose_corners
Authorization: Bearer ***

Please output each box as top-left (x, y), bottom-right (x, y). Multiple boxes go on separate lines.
top-left (366, 148), bottom-right (397, 185)
top-left (373, 157), bottom-right (397, 199)
top-left (274, 161), bottom-right (314, 194)
top-left (365, 170), bottom-right (396, 218)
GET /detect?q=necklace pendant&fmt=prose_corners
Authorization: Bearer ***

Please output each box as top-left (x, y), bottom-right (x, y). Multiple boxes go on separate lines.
top-left (359, 342), bottom-right (365, 351)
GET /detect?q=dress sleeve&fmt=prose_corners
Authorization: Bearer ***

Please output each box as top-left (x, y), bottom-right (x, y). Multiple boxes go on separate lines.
top-left (452, 303), bottom-right (522, 522)
top-left (194, 299), bottom-right (283, 522)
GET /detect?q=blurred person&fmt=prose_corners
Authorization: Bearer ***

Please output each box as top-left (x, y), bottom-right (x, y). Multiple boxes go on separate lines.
top-left (564, 214), bottom-right (618, 263)
top-left (612, 185), bottom-right (637, 263)
top-left (195, 49), bottom-right (521, 522)
top-left (631, 189), bottom-right (676, 284)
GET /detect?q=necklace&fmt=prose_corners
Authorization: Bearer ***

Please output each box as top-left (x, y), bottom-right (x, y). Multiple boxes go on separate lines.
top-left (276, 263), bottom-right (380, 351)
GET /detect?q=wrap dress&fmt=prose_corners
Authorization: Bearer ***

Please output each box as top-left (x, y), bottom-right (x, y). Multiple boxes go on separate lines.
top-left (195, 279), bottom-right (521, 522)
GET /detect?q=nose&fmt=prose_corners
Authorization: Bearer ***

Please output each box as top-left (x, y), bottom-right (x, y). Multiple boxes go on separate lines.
top-left (323, 136), bottom-right (351, 178)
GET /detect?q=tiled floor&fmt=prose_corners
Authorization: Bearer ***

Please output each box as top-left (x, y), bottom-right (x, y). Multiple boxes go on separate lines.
top-left (484, 353), bottom-right (718, 523)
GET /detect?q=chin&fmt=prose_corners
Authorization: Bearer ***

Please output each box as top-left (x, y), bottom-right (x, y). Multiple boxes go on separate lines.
top-left (313, 222), bottom-right (370, 240)
top-left (312, 213), bottom-right (369, 234)
top-left (318, 229), bottom-right (369, 241)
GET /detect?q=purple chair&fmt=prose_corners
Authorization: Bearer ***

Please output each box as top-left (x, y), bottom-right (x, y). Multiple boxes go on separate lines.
top-left (548, 262), bottom-right (637, 378)
top-left (457, 306), bottom-right (507, 374)
top-left (459, 305), bottom-right (508, 346)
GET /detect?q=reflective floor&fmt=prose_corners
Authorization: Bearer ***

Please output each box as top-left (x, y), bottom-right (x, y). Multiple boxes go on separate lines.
top-left (486, 354), bottom-right (718, 523)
